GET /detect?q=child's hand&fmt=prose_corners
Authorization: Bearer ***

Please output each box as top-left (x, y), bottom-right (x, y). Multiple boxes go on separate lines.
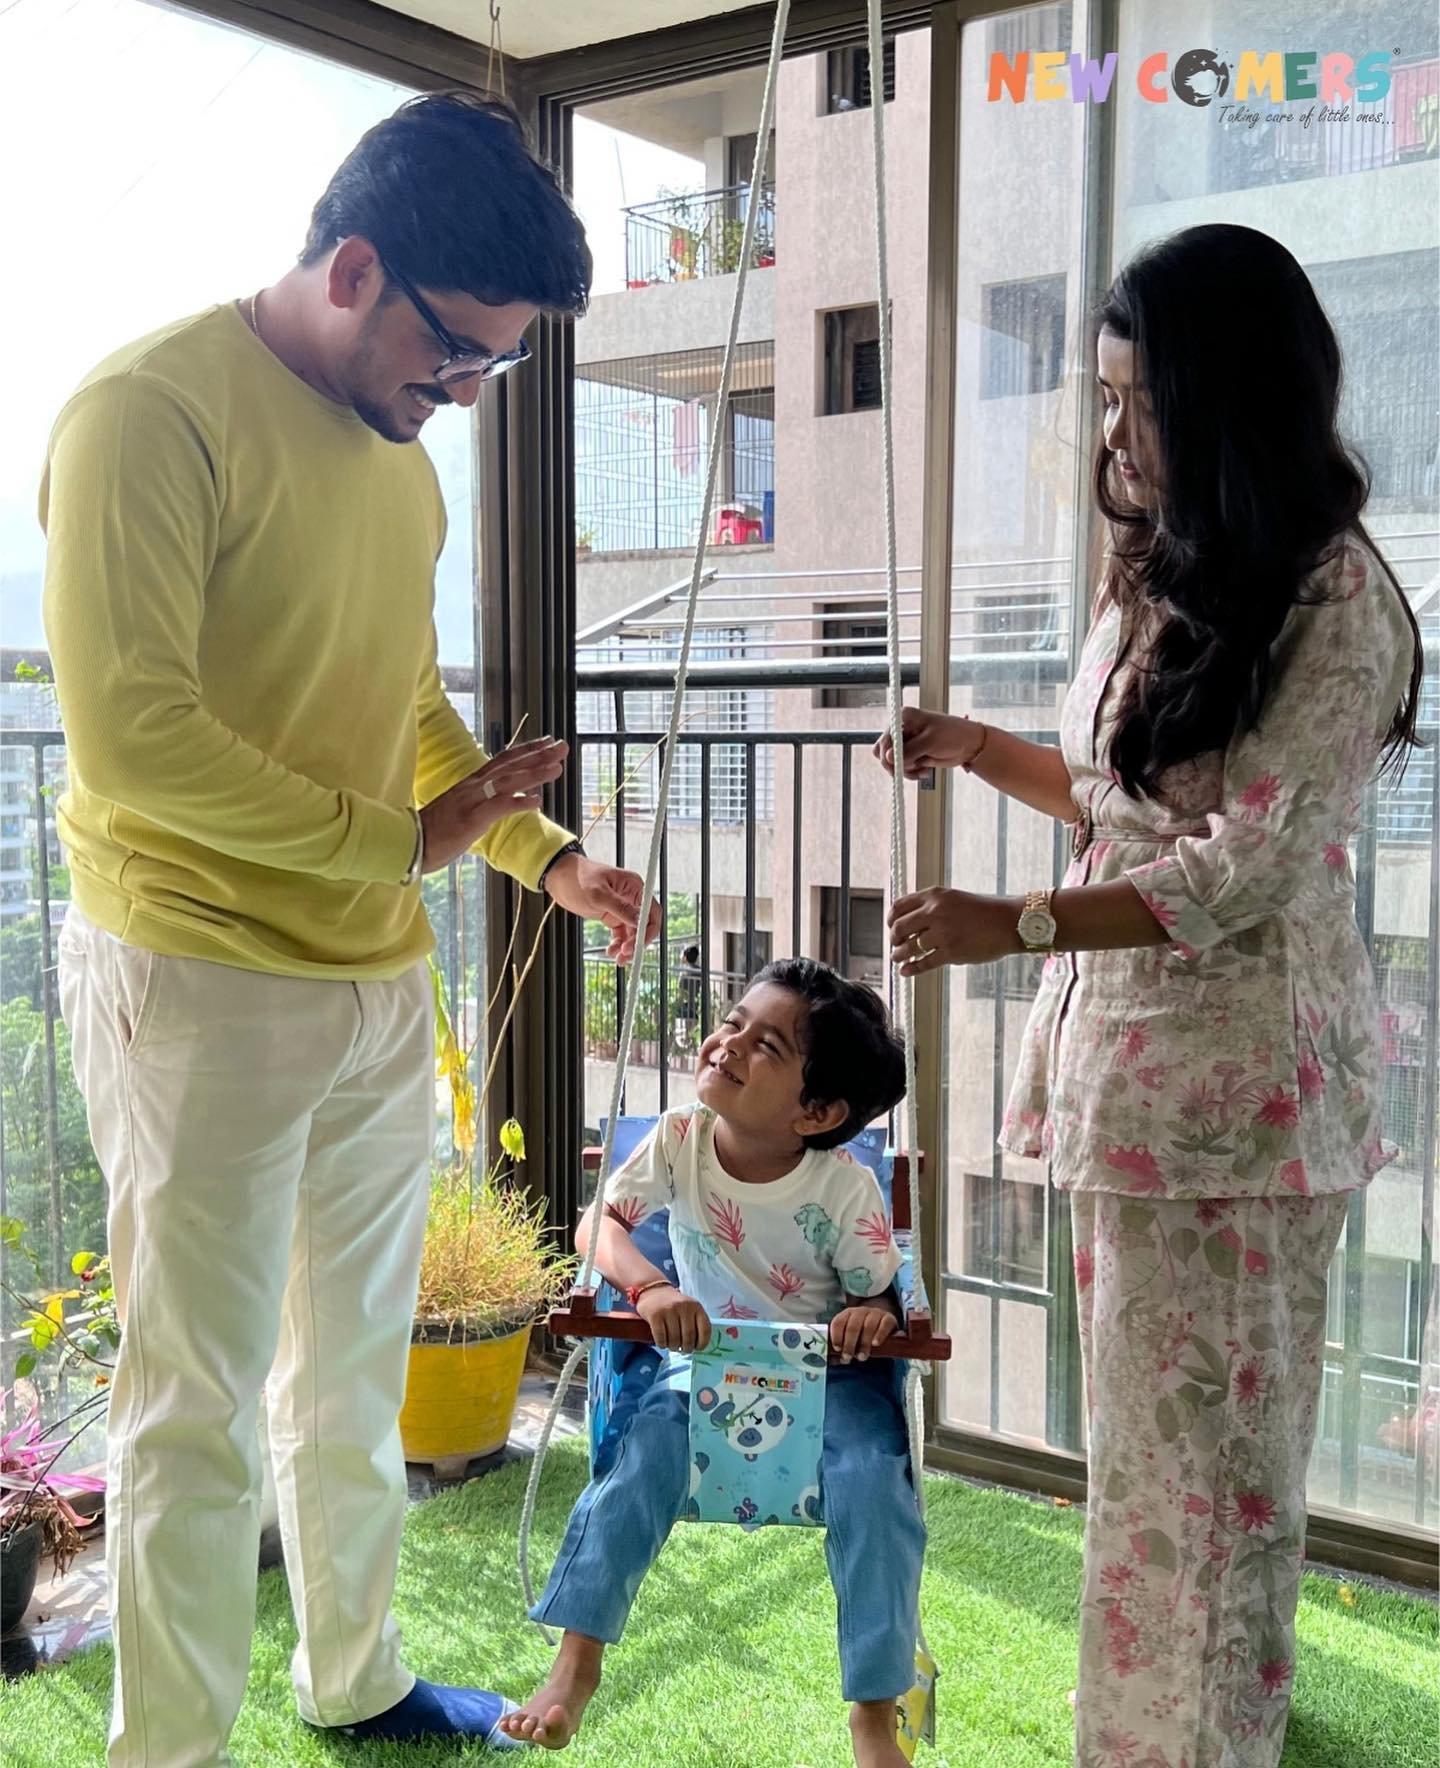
top-left (830, 1305), bottom-right (899, 1364)
top-left (635, 1284), bottom-right (712, 1352)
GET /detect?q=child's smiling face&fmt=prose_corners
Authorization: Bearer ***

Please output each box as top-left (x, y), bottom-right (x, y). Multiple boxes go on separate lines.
top-left (696, 982), bottom-right (847, 1147)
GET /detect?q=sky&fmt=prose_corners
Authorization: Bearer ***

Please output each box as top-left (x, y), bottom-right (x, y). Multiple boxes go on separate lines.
top-left (0, 0), bottom-right (701, 663)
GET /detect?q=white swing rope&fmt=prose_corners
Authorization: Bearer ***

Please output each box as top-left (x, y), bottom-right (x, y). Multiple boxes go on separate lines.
top-left (518, 0), bottom-right (794, 1625)
top-left (866, 0), bottom-right (932, 1668)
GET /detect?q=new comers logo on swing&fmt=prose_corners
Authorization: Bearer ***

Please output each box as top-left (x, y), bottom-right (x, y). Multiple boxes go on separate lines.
top-left (987, 47), bottom-right (1399, 130)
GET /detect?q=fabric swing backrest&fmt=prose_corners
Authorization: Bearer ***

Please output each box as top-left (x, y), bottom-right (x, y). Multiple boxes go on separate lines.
top-left (584, 1115), bottom-right (912, 1482)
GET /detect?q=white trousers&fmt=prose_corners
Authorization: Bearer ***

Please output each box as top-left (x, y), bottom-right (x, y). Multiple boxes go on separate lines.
top-left (58, 909), bottom-right (434, 1768)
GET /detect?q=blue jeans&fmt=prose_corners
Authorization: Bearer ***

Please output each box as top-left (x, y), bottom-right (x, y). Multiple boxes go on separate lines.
top-left (532, 1360), bottom-right (925, 1701)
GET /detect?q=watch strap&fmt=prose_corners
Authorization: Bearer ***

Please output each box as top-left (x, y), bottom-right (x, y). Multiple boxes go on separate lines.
top-left (538, 837), bottom-right (584, 890)
top-left (1019, 888), bottom-right (1057, 954)
top-left (401, 809), bottom-right (424, 888)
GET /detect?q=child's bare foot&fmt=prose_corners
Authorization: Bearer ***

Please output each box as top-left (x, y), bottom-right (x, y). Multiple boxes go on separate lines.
top-left (849, 1697), bottom-right (909, 1768)
top-left (499, 1633), bottom-right (603, 1750)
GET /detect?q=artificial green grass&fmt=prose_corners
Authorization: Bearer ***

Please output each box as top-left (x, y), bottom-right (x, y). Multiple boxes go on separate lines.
top-left (1, 1438), bottom-right (1434, 1767)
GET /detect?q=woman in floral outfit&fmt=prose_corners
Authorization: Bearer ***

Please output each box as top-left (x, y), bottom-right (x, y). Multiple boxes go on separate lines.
top-left (875, 225), bottom-right (1423, 1768)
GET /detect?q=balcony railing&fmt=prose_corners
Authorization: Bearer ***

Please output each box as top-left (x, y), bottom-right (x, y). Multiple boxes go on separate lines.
top-left (624, 183), bottom-right (776, 288)
top-left (1, 542), bottom-right (1436, 1531)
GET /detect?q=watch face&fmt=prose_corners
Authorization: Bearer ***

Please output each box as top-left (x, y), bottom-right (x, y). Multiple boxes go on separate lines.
top-left (1018, 909), bottom-right (1057, 949)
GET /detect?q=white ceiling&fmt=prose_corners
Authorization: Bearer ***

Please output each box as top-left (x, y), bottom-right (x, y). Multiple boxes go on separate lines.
top-left (375, 0), bottom-right (762, 61)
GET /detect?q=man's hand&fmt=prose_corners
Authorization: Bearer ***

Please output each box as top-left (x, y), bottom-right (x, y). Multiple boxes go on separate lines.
top-left (829, 1304), bottom-right (899, 1364)
top-left (635, 1284), bottom-right (711, 1353)
top-left (420, 739), bottom-right (568, 874)
top-left (543, 853), bottom-right (663, 963)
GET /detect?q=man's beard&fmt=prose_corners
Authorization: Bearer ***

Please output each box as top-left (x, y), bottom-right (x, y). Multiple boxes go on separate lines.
top-left (347, 328), bottom-right (452, 443)
top-left (351, 393), bottom-right (414, 444)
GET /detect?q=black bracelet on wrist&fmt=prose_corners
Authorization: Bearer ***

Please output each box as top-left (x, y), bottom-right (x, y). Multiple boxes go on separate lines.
top-left (538, 838), bottom-right (584, 890)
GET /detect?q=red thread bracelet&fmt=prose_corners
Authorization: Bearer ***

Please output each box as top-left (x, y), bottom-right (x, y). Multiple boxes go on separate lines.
top-left (625, 1277), bottom-right (673, 1309)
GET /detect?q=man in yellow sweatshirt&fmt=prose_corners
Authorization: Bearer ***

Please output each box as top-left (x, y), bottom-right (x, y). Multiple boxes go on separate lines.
top-left (41, 92), bottom-right (656, 1768)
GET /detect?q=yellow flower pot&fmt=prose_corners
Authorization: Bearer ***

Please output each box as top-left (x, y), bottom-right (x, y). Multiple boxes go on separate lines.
top-left (399, 1324), bottom-right (531, 1468)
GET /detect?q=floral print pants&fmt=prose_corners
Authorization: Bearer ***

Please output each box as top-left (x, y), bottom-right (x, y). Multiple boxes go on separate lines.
top-left (1071, 1190), bottom-right (1349, 1768)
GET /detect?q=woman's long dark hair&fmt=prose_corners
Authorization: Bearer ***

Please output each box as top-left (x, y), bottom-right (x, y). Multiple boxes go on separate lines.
top-left (1093, 224), bottom-right (1423, 800)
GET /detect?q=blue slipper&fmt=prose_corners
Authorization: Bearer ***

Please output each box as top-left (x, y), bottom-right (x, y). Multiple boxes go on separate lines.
top-left (324, 1679), bottom-right (522, 1748)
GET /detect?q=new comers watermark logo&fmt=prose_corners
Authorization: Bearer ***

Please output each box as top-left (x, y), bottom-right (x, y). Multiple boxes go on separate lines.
top-left (986, 47), bottom-right (1403, 133)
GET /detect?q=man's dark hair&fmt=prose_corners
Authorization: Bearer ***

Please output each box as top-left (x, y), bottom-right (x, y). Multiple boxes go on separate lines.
top-left (754, 958), bottom-right (905, 1151)
top-left (682, 944), bottom-right (700, 965)
top-left (301, 92), bottom-right (592, 315)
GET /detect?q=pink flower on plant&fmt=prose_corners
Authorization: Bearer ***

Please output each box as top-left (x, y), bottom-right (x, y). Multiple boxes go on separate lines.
top-left (1104, 1145), bottom-right (1164, 1192)
top-left (1184, 1493), bottom-right (1212, 1517)
top-left (1074, 1246), bottom-right (1095, 1291)
top-left (1196, 1199), bottom-right (1229, 1226)
top-left (1279, 1160), bottom-right (1311, 1195)
top-left (1233, 1489), bottom-right (1277, 1533)
top-left (1244, 1249), bottom-right (1270, 1277)
top-left (1254, 1088), bottom-right (1300, 1129)
top-left (1237, 774), bottom-right (1282, 819)
top-left (1118, 1023), bottom-right (1151, 1065)
top-left (1233, 1358), bottom-right (1268, 1405)
top-left (1101, 1561), bottom-right (1137, 1592)
top-left (1323, 843), bottom-right (1348, 872)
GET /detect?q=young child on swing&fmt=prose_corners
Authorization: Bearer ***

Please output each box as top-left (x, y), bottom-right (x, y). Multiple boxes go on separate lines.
top-left (502, 958), bottom-right (924, 1768)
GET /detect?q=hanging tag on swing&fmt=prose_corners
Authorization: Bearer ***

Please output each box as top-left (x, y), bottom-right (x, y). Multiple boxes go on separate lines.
top-left (895, 1646), bottom-right (938, 1759)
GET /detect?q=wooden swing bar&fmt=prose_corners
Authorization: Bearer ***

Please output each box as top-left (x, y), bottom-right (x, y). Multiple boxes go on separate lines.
top-left (548, 1148), bottom-right (952, 1362)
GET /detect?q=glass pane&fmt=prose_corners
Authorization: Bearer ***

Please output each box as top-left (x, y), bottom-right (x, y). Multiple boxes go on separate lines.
top-left (571, 32), bottom-right (930, 1136)
top-left (1112, 0), bottom-right (1439, 1535)
top-left (0, 0), bottom-right (487, 1442)
top-left (938, 1), bottom-right (1083, 1449)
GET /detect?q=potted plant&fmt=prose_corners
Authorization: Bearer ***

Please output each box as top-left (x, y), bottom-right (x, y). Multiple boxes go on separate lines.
top-left (398, 968), bottom-right (573, 1478)
top-left (1, 1391), bottom-right (104, 1634)
top-left (1, 1221), bottom-right (116, 1630)
top-left (399, 733), bottom-right (671, 1475)
top-left (575, 523), bottom-right (597, 558)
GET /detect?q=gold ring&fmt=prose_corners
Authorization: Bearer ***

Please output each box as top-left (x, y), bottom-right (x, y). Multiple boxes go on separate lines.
top-left (912, 942), bottom-right (935, 961)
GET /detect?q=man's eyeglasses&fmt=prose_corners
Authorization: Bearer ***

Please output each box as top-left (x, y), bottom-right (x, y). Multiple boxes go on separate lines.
top-left (381, 259), bottom-right (531, 386)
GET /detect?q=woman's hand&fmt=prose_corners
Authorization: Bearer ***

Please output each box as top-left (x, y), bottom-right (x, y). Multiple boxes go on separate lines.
top-left (873, 707), bottom-right (985, 778)
top-left (889, 888), bottom-right (1022, 975)
top-left (635, 1285), bottom-right (712, 1353)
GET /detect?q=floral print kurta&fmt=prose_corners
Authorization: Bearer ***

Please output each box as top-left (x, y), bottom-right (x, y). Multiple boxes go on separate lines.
top-left (1000, 535), bottom-right (1417, 1200)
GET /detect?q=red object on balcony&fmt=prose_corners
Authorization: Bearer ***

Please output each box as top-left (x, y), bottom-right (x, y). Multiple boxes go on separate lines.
top-left (715, 505), bottom-right (764, 545)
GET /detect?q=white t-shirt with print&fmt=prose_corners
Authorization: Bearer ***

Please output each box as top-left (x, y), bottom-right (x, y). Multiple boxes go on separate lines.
top-left (604, 1103), bottom-right (903, 1324)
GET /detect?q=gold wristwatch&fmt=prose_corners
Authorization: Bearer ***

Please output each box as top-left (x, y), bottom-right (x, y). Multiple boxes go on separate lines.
top-left (1017, 888), bottom-right (1057, 955)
